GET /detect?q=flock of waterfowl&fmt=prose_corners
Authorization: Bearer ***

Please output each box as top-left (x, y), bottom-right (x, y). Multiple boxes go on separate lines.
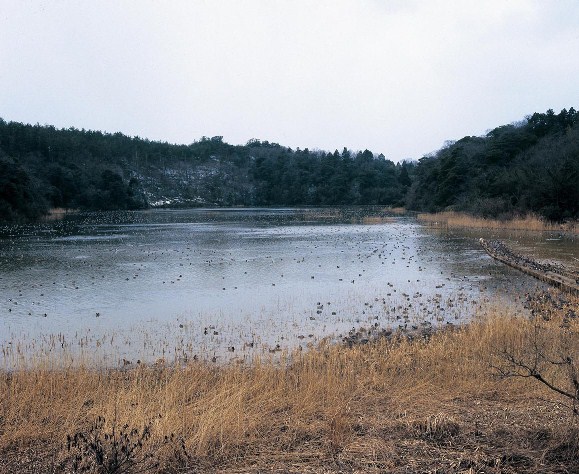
top-left (0, 210), bottom-right (548, 368)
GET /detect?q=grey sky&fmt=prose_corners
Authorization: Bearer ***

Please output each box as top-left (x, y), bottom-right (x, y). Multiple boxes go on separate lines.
top-left (1, 0), bottom-right (578, 161)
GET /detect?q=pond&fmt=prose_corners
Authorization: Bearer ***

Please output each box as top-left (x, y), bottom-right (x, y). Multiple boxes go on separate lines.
top-left (0, 207), bottom-right (569, 368)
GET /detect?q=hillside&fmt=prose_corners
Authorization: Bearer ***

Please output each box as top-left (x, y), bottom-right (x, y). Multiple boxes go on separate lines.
top-left (0, 107), bottom-right (577, 222)
top-left (0, 121), bottom-right (410, 221)
top-left (407, 108), bottom-right (579, 221)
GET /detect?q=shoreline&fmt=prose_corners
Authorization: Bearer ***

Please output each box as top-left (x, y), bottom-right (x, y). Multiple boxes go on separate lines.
top-left (417, 211), bottom-right (578, 234)
top-left (1, 290), bottom-right (577, 473)
top-left (40, 207), bottom-right (80, 221)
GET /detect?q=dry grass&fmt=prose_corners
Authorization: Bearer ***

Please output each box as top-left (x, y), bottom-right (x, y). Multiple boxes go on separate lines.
top-left (417, 211), bottom-right (578, 234)
top-left (1, 294), bottom-right (578, 473)
top-left (362, 216), bottom-right (395, 224)
top-left (385, 207), bottom-right (407, 215)
top-left (42, 207), bottom-right (80, 221)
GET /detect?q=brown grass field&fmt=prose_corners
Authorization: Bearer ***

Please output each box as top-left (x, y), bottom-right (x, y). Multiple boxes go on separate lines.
top-left (417, 212), bottom-right (578, 234)
top-left (1, 291), bottom-right (578, 473)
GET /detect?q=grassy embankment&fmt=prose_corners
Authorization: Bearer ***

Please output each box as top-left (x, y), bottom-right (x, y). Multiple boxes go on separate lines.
top-left (1, 291), bottom-right (578, 473)
top-left (418, 211), bottom-right (578, 234)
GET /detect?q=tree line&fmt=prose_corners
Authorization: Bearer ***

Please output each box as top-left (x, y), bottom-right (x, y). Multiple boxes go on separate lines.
top-left (0, 121), bottom-right (410, 221)
top-left (0, 107), bottom-right (577, 222)
top-left (406, 108), bottom-right (578, 221)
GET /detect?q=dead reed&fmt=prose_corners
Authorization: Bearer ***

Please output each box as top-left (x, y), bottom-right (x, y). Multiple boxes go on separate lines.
top-left (1, 294), bottom-right (578, 473)
top-left (362, 216), bottom-right (395, 224)
top-left (417, 211), bottom-right (578, 233)
top-left (385, 207), bottom-right (407, 215)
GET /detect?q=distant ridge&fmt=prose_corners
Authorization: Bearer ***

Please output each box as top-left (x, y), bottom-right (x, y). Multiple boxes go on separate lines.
top-left (0, 107), bottom-right (577, 222)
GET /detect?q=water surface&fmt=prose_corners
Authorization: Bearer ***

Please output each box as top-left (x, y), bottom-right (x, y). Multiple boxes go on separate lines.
top-left (1, 208), bottom-right (567, 367)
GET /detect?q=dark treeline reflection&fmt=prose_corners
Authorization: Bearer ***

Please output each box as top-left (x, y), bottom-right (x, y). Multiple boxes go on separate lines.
top-left (0, 107), bottom-right (577, 222)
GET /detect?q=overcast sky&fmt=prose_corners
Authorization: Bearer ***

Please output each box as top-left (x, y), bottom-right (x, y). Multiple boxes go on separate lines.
top-left (1, 1), bottom-right (578, 161)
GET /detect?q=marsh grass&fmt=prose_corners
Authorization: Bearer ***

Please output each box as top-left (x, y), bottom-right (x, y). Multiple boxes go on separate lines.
top-left (418, 211), bottom-right (578, 233)
top-left (1, 295), bottom-right (578, 473)
top-left (362, 216), bottom-right (395, 224)
top-left (386, 207), bottom-right (407, 215)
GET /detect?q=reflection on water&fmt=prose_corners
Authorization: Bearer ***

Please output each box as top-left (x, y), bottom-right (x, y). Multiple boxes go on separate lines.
top-left (1, 208), bottom-right (570, 368)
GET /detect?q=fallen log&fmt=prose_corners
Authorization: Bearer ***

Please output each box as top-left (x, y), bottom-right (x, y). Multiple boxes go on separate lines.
top-left (479, 238), bottom-right (579, 296)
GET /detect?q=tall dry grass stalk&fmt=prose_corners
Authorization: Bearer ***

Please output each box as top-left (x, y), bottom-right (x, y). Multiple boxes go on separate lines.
top-left (417, 211), bottom-right (578, 233)
top-left (1, 298), bottom-right (578, 472)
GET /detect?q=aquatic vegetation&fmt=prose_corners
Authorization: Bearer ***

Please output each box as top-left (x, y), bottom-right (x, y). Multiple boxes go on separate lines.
top-left (418, 211), bottom-right (578, 234)
top-left (0, 292), bottom-right (577, 472)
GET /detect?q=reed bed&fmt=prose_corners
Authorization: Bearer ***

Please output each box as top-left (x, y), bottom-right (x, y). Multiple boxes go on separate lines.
top-left (417, 211), bottom-right (578, 233)
top-left (1, 293), bottom-right (578, 473)
top-left (384, 207), bottom-right (407, 215)
top-left (362, 216), bottom-right (395, 224)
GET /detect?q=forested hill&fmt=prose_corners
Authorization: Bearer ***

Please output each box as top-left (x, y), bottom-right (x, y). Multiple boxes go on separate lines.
top-left (407, 108), bottom-right (579, 221)
top-left (0, 120), bottom-right (411, 221)
top-left (1, 107), bottom-right (578, 223)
